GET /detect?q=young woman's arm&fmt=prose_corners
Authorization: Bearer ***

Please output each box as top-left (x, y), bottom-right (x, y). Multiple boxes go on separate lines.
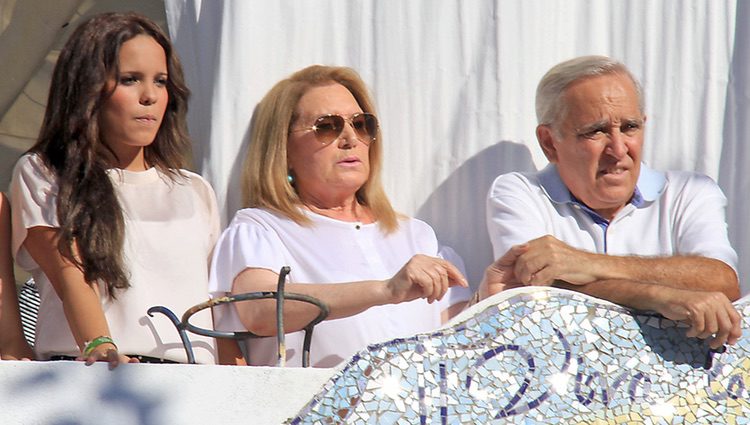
top-left (0, 194), bottom-right (33, 360)
top-left (23, 226), bottom-right (137, 368)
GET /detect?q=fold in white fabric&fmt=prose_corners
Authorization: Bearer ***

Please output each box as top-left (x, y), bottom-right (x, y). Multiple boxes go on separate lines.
top-left (166, 0), bottom-right (750, 292)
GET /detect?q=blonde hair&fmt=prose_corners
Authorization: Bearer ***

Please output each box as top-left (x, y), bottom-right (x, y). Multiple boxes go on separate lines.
top-left (242, 65), bottom-right (399, 232)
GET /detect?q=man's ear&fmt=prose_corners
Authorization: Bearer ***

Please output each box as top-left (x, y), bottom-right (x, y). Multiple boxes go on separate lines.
top-left (536, 124), bottom-right (558, 163)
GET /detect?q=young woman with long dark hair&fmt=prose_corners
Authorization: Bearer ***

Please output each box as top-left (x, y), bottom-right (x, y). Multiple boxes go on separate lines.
top-left (9, 12), bottom-right (220, 367)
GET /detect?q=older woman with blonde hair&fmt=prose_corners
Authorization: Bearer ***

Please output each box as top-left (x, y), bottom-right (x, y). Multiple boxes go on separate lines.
top-left (210, 65), bottom-right (469, 367)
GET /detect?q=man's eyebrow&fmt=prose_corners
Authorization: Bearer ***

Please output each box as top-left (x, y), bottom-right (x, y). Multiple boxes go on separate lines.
top-left (622, 117), bottom-right (644, 125)
top-left (575, 120), bottom-right (609, 134)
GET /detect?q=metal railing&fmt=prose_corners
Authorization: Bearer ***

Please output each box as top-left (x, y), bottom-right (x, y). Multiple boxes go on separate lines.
top-left (148, 266), bottom-right (329, 367)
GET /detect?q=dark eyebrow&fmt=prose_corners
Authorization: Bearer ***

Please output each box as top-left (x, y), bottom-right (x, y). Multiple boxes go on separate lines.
top-left (118, 71), bottom-right (169, 77)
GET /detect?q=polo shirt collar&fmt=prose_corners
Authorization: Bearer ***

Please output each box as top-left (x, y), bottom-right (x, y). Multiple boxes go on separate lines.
top-left (538, 162), bottom-right (666, 207)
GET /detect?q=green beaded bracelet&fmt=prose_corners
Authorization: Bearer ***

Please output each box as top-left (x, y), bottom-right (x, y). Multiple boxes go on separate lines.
top-left (83, 336), bottom-right (117, 357)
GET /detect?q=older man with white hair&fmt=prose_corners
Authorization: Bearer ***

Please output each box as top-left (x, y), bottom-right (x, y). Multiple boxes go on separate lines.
top-left (479, 55), bottom-right (741, 350)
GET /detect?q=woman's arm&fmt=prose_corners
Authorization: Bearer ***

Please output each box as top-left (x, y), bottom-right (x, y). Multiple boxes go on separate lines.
top-left (0, 194), bottom-right (33, 360)
top-left (23, 226), bottom-right (137, 368)
top-left (215, 338), bottom-right (247, 366)
top-left (232, 254), bottom-right (467, 336)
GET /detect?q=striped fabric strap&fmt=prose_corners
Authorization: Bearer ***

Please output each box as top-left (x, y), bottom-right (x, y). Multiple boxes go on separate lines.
top-left (18, 279), bottom-right (41, 346)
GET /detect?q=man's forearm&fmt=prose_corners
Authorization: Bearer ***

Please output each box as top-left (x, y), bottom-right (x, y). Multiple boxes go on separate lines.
top-left (553, 279), bottom-right (663, 311)
top-left (586, 254), bottom-right (739, 300)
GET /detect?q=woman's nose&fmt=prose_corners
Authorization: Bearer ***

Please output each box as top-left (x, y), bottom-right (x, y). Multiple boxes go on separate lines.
top-left (140, 84), bottom-right (158, 105)
top-left (336, 120), bottom-right (360, 148)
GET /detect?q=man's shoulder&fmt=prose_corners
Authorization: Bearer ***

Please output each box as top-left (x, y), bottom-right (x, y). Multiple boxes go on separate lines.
top-left (489, 165), bottom-right (562, 205)
top-left (490, 169), bottom-right (543, 192)
top-left (663, 169), bottom-right (714, 182)
top-left (662, 169), bottom-right (719, 192)
top-left (635, 164), bottom-right (720, 203)
top-left (641, 168), bottom-right (725, 207)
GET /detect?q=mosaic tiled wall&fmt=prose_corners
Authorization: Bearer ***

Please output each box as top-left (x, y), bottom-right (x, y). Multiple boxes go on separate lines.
top-left (289, 288), bottom-right (750, 424)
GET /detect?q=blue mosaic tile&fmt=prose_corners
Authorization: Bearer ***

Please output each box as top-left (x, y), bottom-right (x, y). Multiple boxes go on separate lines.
top-left (288, 289), bottom-right (750, 424)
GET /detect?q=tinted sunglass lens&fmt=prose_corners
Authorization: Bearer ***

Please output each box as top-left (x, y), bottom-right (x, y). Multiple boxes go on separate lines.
top-left (313, 115), bottom-right (345, 144)
top-left (352, 114), bottom-right (378, 141)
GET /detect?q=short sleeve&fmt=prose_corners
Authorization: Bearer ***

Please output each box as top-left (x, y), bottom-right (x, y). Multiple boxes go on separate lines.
top-left (208, 215), bottom-right (288, 296)
top-left (183, 170), bottom-right (221, 257)
top-left (208, 214), bottom-right (292, 333)
top-left (486, 173), bottom-right (549, 259)
top-left (671, 174), bottom-right (738, 271)
top-left (206, 188), bottom-right (221, 250)
top-left (9, 154), bottom-right (59, 268)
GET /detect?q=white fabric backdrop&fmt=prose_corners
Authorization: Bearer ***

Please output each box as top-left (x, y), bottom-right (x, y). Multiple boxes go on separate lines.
top-left (165, 0), bottom-right (750, 293)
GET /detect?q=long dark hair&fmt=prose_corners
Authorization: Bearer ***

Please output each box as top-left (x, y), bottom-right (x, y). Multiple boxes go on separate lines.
top-left (29, 12), bottom-right (191, 298)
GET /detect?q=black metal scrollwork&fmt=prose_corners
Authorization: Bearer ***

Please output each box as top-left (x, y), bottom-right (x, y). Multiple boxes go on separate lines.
top-left (148, 266), bottom-right (330, 367)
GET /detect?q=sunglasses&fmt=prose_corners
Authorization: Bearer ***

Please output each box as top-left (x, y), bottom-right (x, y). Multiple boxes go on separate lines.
top-left (291, 113), bottom-right (379, 145)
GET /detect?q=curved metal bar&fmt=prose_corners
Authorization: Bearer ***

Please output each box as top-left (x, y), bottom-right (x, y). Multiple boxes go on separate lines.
top-left (276, 266), bottom-right (289, 366)
top-left (147, 306), bottom-right (196, 364)
top-left (180, 291), bottom-right (276, 339)
top-left (179, 272), bottom-right (330, 367)
top-left (181, 294), bottom-right (329, 334)
top-left (301, 312), bottom-right (325, 368)
top-left (181, 293), bottom-right (329, 338)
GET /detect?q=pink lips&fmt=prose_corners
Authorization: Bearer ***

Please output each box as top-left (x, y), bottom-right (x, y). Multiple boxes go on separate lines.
top-left (338, 156), bottom-right (361, 165)
top-left (135, 114), bottom-right (158, 123)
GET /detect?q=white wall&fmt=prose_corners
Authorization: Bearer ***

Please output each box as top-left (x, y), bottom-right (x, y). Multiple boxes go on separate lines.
top-left (166, 0), bottom-right (750, 292)
top-left (0, 361), bottom-right (335, 424)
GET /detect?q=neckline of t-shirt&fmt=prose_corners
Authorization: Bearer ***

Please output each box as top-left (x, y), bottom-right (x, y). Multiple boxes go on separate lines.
top-left (107, 167), bottom-right (160, 185)
top-left (302, 208), bottom-right (376, 229)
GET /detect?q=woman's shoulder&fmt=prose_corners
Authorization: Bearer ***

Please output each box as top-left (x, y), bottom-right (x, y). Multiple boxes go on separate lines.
top-left (395, 215), bottom-right (438, 239)
top-left (166, 168), bottom-right (217, 202)
top-left (399, 215), bottom-right (434, 230)
top-left (10, 153), bottom-right (55, 189)
top-left (173, 168), bottom-right (213, 190)
top-left (215, 208), bottom-right (293, 249)
top-left (229, 207), bottom-right (287, 227)
top-left (12, 153), bottom-right (49, 175)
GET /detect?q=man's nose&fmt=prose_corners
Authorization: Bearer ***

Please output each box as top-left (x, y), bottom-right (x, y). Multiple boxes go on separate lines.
top-left (605, 130), bottom-right (628, 158)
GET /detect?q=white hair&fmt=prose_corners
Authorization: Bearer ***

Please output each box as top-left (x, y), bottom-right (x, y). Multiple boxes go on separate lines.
top-left (535, 55), bottom-right (644, 128)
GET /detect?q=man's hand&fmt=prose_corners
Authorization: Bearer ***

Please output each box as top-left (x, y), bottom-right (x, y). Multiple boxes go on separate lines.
top-left (480, 235), bottom-right (598, 300)
top-left (648, 287), bottom-right (742, 350)
top-left (479, 244), bottom-right (529, 298)
top-left (482, 236), bottom-right (743, 350)
top-left (512, 235), bottom-right (600, 286)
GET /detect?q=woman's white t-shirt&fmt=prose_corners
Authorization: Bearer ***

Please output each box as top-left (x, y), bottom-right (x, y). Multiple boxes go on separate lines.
top-left (209, 207), bottom-right (469, 368)
top-left (10, 154), bottom-right (219, 363)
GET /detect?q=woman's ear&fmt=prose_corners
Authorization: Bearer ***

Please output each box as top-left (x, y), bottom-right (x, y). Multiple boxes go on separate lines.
top-left (536, 124), bottom-right (558, 163)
